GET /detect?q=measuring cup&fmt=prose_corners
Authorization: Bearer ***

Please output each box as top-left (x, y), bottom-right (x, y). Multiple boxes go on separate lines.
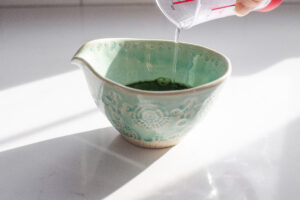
top-left (156, 0), bottom-right (282, 29)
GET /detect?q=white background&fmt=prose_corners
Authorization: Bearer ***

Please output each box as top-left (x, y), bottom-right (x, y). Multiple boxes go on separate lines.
top-left (0, 2), bottom-right (300, 200)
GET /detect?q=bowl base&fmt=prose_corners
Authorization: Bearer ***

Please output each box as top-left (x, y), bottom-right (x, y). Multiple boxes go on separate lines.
top-left (121, 135), bottom-right (181, 149)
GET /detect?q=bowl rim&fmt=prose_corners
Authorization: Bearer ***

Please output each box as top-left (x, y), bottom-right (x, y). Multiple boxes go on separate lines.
top-left (72, 38), bottom-right (232, 96)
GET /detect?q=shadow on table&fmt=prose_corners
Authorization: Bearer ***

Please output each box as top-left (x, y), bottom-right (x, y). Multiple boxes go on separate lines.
top-left (0, 127), bottom-right (170, 200)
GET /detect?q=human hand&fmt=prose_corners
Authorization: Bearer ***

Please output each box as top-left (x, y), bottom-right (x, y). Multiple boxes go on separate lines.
top-left (235, 0), bottom-right (264, 16)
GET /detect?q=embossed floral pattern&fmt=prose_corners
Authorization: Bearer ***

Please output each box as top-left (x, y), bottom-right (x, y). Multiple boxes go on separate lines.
top-left (131, 105), bottom-right (169, 129)
top-left (170, 98), bottom-right (203, 126)
top-left (101, 88), bottom-right (212, 142)
top-left (103, 90), bottom-right (141, 140)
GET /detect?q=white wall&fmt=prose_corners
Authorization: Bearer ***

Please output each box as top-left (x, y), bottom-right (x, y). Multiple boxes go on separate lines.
top-left (0, 0), bottom-right (153, 7)
top-left (0, 0), bottom-right (79, 6)
top-left (84, 0), bottom-right (154, 4)
top-left (0, 0), bottom-right (297, 7)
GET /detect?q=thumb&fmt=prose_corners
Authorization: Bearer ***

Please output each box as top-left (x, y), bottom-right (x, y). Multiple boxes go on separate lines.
top-left (235, 0), bottom-right (263, 16)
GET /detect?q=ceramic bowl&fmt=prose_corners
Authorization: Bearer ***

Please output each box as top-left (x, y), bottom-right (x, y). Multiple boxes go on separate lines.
top-left (72, 39), bottom-right (231, 148)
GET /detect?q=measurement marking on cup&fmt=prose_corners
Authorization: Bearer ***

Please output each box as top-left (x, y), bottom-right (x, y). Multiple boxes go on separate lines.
top-left (211, 4), bottom-right (236, 11)
top-left (172, 0), bottom-right (195, 5)
top-left (172, 0), bottom-right (235, 12)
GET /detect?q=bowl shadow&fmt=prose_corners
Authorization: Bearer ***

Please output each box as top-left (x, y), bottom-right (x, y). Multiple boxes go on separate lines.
top-left (0, 127), bottom-right (170, 200)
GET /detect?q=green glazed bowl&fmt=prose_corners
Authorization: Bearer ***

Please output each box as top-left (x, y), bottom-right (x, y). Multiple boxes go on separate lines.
top-left (72, 39), bottom-right (231, 148)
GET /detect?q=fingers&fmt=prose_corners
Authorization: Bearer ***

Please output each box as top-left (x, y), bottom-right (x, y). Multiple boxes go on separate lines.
top-left (235, 0), bottom-right (263, 16)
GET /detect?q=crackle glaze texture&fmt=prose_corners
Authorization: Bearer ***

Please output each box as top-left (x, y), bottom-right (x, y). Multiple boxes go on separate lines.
top-left (72, 39), bottom-right (230, 148)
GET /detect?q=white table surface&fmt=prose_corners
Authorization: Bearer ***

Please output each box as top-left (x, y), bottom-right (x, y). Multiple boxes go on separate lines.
top-left (0, 4), bottom-right (300, 200)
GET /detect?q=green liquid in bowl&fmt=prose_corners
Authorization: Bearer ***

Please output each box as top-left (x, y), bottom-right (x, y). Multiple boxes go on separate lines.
top-left (126, 77), bottom-right (192, 91)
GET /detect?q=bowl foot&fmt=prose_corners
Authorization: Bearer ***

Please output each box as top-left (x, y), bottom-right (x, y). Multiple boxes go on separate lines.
top-left (121, 135), bottom-right (181, 149)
